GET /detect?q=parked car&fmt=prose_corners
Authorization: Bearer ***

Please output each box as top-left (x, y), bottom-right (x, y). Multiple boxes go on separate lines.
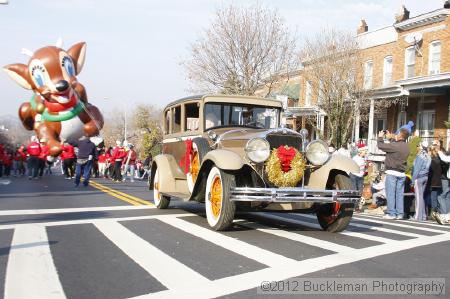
top-left (150, 95), bottom-right (360, 232)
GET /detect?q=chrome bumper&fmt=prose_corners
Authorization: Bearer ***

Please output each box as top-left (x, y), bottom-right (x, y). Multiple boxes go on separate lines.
top-left (230, 187), bottom-right (361, 203)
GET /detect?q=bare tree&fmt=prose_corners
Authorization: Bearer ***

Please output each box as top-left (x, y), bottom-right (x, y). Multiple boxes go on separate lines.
top-left (300, 29), bottom-right (373, 147)
top-left (183, 3), bottom-right (298, 96)
top-left (132, 104), bottom-right (162, 159)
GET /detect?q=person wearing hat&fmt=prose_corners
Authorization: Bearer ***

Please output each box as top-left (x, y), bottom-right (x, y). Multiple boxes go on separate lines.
top-left (350, 143), bottom-right (368, 196)
top-left (395, 121), bottom-right (414, 135)
top-left (377, 129), bottom-right (411, 219)
top-left (411, 141), bottom-right (431, 221)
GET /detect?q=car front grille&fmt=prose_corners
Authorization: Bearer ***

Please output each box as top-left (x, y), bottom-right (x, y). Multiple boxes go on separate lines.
top-left (265, 133), bottom-right (303, 151)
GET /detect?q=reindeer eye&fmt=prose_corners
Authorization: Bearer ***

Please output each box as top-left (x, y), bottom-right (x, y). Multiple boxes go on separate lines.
top-left (31, 68), bottom-right (45, 87)
top-left (62, 56), bottom-right (75, 77)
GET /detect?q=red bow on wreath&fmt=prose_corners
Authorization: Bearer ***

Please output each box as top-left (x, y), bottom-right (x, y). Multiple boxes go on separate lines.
top-left (277, 146), bottom-right (296, 172)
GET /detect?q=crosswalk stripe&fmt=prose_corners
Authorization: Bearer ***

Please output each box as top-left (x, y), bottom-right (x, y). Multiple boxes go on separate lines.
top-left (235, 220), bottom-right (354, 253)
top-left (253, 213), bottom-right (395, 243)
top-left (356, 213), bottom-right (450, 229)
top-left (157, 216), bottom-right (297, 267)
top-left (0, 205), bottom-right (153, 216)
top-left (4, 225), bottom-right (66, 299)
top-left (94, 220), bottom-right (210, 291)
top-left (0, 213), bottom-right (194, 231)
top-left (340, 231), bottom-right (396, 243)
top-left (352, 215), bottom-right (446, 234)
top-left (298, 214), bottom-right (423, 238)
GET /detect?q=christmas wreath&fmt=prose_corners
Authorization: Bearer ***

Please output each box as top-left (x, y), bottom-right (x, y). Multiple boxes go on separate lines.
top-left (265, 145), bottom-right (306, 187)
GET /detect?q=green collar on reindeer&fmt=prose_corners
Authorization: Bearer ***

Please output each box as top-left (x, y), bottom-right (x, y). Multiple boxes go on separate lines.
top-left (29, 94), bottom-right (84, 122)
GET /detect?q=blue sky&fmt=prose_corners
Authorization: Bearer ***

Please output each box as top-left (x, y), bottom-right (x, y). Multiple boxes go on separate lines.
top-left (0, 0), bottom-right (444, 117)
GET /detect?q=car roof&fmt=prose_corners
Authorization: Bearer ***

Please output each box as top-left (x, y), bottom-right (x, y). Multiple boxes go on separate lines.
top-left (163, 94), bottom-right (282, 110)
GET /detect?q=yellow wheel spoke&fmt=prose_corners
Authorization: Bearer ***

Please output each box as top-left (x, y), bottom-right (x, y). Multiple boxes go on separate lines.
top-left (210, 176), bottom-right (222, 218)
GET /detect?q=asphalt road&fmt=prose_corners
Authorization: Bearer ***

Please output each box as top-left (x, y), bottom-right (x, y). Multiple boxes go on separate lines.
top-left (0, 175), bottom-right (449, 299)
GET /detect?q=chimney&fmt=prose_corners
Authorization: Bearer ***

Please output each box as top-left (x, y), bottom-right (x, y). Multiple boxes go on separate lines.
top-left (395, 5), bottom-right (410, 23)
top-left (357, 19), bottom-right (368, 34)
top-left (445, 0), bottom-right (450, 9)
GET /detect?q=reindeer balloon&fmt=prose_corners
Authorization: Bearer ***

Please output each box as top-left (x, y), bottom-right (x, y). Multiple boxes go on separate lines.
top-left (3, 40), bottom-right (104, 157)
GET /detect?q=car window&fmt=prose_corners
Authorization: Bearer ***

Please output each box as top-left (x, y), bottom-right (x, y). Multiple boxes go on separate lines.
top-left (172, 106), bottom-right (181, 133)
top-left (164, 110), bottom-right (171, 134)
top-left (185, 102), bottom-right (200, 132)
top-left (204, 102), bottom-right (279, 130)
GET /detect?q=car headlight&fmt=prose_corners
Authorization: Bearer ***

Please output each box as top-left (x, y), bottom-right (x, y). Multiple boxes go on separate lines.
top-left (245, 138), bottom-right (270, 163)
top-left (306, 140), bottom-right (330, 166)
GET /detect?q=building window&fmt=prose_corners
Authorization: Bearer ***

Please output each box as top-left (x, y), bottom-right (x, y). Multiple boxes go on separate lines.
top-left (405, 47), bottom-right (415, 79)
top-left (397, 110), bottom-right (407, 130)
top-left (383, 56), bottom-right (393, 86)
top-left (429, 41), bottom-right (441, 75)
top-left (363, 60), bottom-right (373, 89)
top-left (305, 81), bottom-right (312, 106)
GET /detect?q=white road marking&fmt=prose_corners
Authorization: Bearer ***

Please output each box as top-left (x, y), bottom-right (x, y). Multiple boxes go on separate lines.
top-left (249, 213), bottom-right (395, 243)
top-left (134, 231), bottom-right (450, 299)
top-left (94, 221), bottom-right (210, 292)
top-left (356, 213), bottom-right (450, 229)
top-left (351, 215), bottom-right (446, 234)
top-left (298, 214), bottom-right (423, 238)
top-left (4, 225), bottom-right (66, 299)
top-left (235, 220), bottom-right (354, 253)
top-left (157, 215), bottom-right (297, 267)
top-left (0, 205), bottom-right (154, 216)
top-left (0, 213), bottom-right (194, 231)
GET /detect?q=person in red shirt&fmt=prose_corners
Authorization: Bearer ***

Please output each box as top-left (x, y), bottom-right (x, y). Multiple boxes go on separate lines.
top-left (26, 136), bottom-right (41, 179)
top-left (38, 139), bottom-right (49, 177)
top-left (97, 148), bottom-right (108, 178)
top-left (3, 151), bottom-right (13, 177)
top-left (122, 144), bottom-right (137, 182)
top-left (111, 140), bottom-right (127, 182)
top-left (61, 141), bottom-right (76, 179)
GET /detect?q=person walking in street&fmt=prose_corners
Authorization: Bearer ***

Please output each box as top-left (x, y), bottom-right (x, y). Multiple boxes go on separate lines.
top-left (112, 141), bottom-right (126, 182)
top-left (37, 139), bottom-right (49, 178)
top-left (97, 148), bottom-right (108, 178)
top-left (411, 141), bottom-right (431, 221)
top-left (26, 136), bottom-right (41, 180)
top-left (122, 144), bottom-right (137, 182)
top-left (3, 151), bottom-right (12, 177)
top-left (72, 136), bottom-right (96, 187)
top-left (377, 129), bottom-right (411, 220)
top-left (61, 141), bottom-right (76, 179)
top-left (141, 152), bottom-right (153, 180)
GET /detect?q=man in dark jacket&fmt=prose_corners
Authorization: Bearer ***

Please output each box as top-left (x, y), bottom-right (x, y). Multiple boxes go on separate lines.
top-left (377, 128), bottom-right (410, 219)
top-left (72, 136), bottom-right (96, 187)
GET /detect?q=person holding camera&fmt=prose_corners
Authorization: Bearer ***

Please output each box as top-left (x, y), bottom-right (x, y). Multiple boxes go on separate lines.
top-left (377, 129), bottom-right (410, 219)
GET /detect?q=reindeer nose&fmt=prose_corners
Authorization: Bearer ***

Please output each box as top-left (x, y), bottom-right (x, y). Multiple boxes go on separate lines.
top-left (55, 80), bottom-right (69, 92)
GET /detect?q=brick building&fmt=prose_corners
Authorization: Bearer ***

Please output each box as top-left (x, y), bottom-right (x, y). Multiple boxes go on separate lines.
top-left (263, 2), bottom-right (450, 157)
top-left (359, 3), bottom-right (450, 159)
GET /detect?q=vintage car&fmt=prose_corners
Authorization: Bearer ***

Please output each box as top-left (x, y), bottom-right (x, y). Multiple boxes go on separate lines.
top-left (150, 95), bottom-right (361, 232)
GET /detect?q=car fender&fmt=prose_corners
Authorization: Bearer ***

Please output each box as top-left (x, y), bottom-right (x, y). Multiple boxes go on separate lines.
top-left (201, 149), bottom-right (245, 170)
top-left (307, 154), bottom-right (359, 189)
top-left (151, 154), bottom-right (186, 194)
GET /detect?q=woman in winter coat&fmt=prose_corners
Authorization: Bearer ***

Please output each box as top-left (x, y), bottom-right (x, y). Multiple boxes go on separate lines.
top-left (411, 141), bottom-right (431, 221)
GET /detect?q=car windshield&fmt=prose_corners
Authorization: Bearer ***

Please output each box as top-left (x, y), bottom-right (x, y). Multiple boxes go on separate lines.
top-left (204, 102), bottom-right (279, 130)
